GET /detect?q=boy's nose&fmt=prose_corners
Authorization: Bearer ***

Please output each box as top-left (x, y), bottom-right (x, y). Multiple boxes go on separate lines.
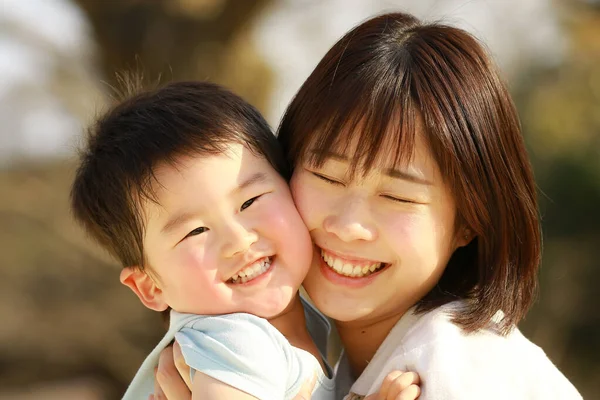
top-left (221, 221), bottom-right (258, 258)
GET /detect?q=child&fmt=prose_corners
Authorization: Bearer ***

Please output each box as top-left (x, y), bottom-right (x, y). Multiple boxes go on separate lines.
top-left (70, 81), bottom-right (419, 399)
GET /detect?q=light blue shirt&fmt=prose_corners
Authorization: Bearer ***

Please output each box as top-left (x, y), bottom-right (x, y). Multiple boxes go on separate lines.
top-left (122, 298), bottom-right (335, 399)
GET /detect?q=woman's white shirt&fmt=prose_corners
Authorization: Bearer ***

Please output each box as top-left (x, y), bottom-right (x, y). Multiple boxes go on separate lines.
top-left (336, 301), bottom-right (581, 400)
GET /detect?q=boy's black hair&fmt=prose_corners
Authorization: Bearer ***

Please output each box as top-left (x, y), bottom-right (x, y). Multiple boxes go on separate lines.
top-left (71, 81), bottom-right (287, 269)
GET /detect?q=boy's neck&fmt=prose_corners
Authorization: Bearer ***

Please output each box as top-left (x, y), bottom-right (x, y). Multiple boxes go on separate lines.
top-left (268, 293), bottom-right (328, 374)
top-left (268, 293), bottom-right (310, 343)
top-left (335, 311), bottom-right (405, 378)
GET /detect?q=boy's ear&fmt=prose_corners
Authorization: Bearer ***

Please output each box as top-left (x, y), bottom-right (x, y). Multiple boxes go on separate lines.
top-left (120, 267), bottom-right (169, 311)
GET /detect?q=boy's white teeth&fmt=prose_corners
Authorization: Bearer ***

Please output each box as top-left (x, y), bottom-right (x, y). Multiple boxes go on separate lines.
top-left (230, 257), bottom-right (272, 284)
top-left (321, 250), bottom-right (383, 277)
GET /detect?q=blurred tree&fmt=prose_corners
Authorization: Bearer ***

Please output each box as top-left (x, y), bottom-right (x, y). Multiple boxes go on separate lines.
top-left (0, 1), bottom-right (275, 398)
top-left (515, 1), bottom-right (600, 398)
top-left (73, 0), bottom-right (274, 113)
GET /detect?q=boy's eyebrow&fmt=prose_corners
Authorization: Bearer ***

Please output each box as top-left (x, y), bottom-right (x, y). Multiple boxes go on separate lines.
top-left (161, 211), bottom-right (196, 235)
top-left (314, 150), bottom-right (433, 186)
top-left (231, 172), bottom-right (269, 195)
top-left (161, 172), bottom-right (269, 235)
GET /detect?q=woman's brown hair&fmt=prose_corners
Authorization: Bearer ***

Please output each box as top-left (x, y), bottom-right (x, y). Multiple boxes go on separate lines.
top-left (278, 12), bottom-right (540, 334)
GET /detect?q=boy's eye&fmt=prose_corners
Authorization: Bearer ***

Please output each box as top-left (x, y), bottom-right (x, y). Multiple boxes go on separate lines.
top-left (240, 195), bottom-right (261, 211)
top-left (185, 226), bottom-right (208, 239)
top-left (311, 171), bottom-right (344, 186)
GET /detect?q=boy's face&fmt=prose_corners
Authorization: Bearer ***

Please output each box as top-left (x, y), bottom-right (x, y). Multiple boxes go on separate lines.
top-left (139, 142), bottom-right (313, 318)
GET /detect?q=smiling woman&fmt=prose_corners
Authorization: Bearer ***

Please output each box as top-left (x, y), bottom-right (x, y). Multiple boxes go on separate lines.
top-left (290, 120), bottom-right (460, 325)
top-left (277, 11), bottom-right (582, 399)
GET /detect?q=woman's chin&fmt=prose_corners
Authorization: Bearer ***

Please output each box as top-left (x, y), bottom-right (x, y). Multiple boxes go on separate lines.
top-left (310, 294), bottom-right (373, 323)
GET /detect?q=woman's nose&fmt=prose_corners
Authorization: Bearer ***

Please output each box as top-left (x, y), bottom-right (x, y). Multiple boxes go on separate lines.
top-left (323, 197), bottom-right (377, 242)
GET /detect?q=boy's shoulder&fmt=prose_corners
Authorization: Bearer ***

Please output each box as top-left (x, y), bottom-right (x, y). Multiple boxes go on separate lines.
top-left (172, 311), bottom-right (287, 347)
top-left (172, 311), bottom-right (335, 399)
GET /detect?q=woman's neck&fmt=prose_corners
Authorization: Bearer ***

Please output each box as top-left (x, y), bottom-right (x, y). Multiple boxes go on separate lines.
top-left (335, 312), bottom-right (405, 378)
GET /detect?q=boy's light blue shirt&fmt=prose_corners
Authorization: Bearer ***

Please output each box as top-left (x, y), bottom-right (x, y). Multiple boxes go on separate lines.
top-left (122, 298), bottom-right (335, 399)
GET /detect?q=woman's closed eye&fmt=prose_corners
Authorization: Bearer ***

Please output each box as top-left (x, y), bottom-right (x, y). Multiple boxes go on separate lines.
top-left (311, 171), bottom-right (344, 186)
top-left (381, 193), bottom-right (425, 205)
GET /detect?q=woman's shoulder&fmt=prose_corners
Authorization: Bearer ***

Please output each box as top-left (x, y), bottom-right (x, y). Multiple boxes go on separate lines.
top-left (393, 302), bottom-right (582, 399)
top-left (399, 301), bottom-right (538, 354)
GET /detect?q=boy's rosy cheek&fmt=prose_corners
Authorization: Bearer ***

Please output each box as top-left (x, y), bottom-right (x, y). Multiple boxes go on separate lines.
top-left (177, 247), bottom-right (211, 271)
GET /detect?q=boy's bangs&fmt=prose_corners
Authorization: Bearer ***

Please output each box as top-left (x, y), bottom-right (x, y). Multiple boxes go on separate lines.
top-left (303, 72), bottom-right (418, 177)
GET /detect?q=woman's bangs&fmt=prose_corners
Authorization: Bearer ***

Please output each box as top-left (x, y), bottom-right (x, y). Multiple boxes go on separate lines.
top-left (305, 76), bottom-right (418, 177)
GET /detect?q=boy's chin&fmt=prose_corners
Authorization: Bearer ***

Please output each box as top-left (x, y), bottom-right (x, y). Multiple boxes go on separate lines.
top-left (249, 290), bottom-right (300, 319)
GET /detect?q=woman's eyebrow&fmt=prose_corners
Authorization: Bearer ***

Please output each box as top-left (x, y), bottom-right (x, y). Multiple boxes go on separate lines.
top-left (314, 150), bottom-right (432, 186)
top-left (384, 168), bottom-right (432, 186)
top-left (312, 149), bottom-right (348, 162)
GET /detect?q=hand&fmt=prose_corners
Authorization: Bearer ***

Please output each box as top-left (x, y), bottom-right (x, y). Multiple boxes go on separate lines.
top-left (291, 373), bottom-right (317, 400)
top-left (365, 371), bottom-right (421, 400)
top-left (149, 341), bottom-right (192, 400)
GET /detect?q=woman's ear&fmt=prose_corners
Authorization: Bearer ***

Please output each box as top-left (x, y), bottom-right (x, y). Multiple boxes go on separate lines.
top-left (120, 267), bottom-right (169, 311)
top-left (456, 227), bottom-right (475, 248)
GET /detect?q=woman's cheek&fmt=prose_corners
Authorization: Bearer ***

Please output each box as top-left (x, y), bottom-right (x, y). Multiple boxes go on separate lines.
top-left (289, 175), bottom-right (315, 227)
top-left (290, 178), bottom-right (329, 231)
top-left (381, 212), bottom-right (431, 254)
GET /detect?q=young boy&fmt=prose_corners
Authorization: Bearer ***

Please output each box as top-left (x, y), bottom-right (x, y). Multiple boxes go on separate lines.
top-left (71, 81), bottom-right (417, 399)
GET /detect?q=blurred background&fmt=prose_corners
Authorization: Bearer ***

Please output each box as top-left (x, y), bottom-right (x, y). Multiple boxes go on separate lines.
top-left (0, 0), bottom-right (598, 398)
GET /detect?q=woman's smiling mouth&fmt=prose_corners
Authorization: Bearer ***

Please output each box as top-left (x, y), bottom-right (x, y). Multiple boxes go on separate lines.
top-left (320, 249), bottom-right (388, 278)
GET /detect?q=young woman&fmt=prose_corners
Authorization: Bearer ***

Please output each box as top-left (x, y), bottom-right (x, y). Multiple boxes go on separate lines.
top-left (154, 12), bottom-right (581, 399)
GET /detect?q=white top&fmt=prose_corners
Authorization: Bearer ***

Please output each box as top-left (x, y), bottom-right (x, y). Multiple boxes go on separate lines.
top-left (122, 298), bottom-right (334, 400)
top-left (336, 301), bottom-right (582, 400)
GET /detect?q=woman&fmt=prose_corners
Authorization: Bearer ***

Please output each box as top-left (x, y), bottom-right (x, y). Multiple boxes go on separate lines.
top-left (153, 12), bottom-right (581, 399)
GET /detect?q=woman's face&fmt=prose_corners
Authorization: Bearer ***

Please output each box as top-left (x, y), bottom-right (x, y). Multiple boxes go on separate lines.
top-left (290, 128), bottom-right (469, 325)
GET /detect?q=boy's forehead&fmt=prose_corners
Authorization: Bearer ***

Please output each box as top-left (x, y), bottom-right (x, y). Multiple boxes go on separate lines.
top-left (144, 142), bottom-right (277, 209)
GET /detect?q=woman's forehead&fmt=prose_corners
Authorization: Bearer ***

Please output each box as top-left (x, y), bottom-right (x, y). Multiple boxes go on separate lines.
top-left (306, 113), bottom-right (432, 166)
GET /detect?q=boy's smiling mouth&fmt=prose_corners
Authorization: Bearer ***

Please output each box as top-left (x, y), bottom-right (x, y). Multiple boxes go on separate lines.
top-left (228, 256), bottom-right (273, 284)
top-left (320, 249), bottom-right (388, 278)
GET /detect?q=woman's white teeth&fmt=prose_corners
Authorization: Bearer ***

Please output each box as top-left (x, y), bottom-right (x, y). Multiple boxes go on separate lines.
top-left (322, 250), bottom-right (383, 277)
top-left (230, 257), bottom-right (272, 284)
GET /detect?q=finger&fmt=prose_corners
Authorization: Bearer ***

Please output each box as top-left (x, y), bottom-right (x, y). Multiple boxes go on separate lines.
top-left (404, 371), bottom-right (420, 385)
top-left (387, 372), bottom-right (421, 399)
top-left (292, 373), bottom-right (317, 400)
top-left (156, 346), bottom-right (191, 400)
top-left (377, 370), bottom-right (405, 399)
top-left (397, 384), bottom-right (421, 400)
top-left (173, 341), bottom-right (193, 390)
top-left (154, 367), bottom-right (165, 400)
